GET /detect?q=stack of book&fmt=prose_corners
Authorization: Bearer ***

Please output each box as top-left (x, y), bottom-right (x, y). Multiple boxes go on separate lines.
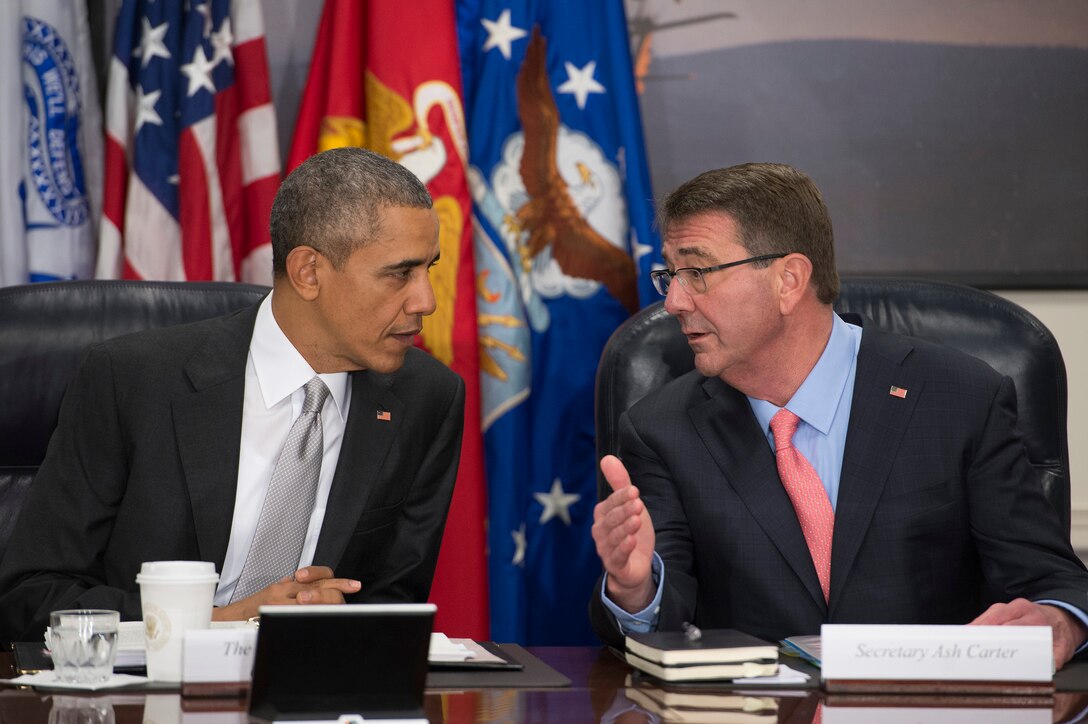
top-left (624, 628), bottom-right (779, 682)
top-left (625, 680), bottom-right (778, 723)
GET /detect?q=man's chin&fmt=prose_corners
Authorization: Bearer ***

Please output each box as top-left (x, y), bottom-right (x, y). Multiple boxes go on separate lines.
top-left (366, 350), bottom-right (410, 375)
top-left (692, 353), bottom-right (725, 379)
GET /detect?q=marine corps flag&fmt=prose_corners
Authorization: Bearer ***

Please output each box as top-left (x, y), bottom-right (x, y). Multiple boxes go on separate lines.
top-left (459, 1), bottom-right (662, 643)
top-left (289, 0), bottom-right (488, 639)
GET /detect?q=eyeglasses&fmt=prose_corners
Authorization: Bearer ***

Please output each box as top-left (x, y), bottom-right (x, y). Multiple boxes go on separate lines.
top-left (650, 253), bottom-right (789, 296)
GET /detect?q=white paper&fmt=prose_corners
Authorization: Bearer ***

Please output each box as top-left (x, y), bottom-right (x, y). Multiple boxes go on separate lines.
top-left (428, 632), bottom-right (472, 662)
top-left (733, 664), bottom-right (811, 685)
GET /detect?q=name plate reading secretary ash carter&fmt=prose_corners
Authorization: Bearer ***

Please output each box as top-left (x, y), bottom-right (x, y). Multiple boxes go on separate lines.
top-left (821, 624), bottom-right (1052, 683)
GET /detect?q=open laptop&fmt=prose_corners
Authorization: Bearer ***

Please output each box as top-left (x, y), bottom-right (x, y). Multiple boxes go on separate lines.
top-left (248, 603), bottom-right (435, 722)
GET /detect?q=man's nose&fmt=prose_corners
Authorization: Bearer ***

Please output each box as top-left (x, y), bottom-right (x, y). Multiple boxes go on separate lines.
top-left (663, 278), bottom-right (693, 315)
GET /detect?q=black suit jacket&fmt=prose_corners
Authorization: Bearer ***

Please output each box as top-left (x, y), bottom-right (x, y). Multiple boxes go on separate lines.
top-left (590, 323), bottom-right (1088, 647)
top-left (0, 301), bottom-right (465, 641)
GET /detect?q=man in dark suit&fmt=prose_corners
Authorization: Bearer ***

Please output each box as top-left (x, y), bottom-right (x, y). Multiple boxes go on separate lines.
top-left (589, 163), bottom-right (1088, 670)
top-left (0, 147), bottom-right (464, 641)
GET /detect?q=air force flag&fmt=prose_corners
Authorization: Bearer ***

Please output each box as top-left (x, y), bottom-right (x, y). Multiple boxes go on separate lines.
top-left (459, 0), bottom-right (662, 644)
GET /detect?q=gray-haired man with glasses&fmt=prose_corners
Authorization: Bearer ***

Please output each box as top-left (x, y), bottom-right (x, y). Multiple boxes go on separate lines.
top-left (589, 163), bottom-right (1088, 671)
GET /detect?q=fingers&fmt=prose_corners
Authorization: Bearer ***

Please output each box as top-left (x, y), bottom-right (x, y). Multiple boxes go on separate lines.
top-left (594, 456), bottom-right (642, 531)
top-left (971, 598), bottom-right (1050, 626)
top-left (592, 487), bottom-right (643, 560)
top-left (255, 572), bottom-right (362, 603)
top-left (600, 455), bottom-right (632, 492)
top-left (212, 569), bottom-right (362, 621)
top-left (290, 571), bottom-right (361, 604)
top-left (292, 565), bottom-right (336, 583)
top-left (296, 583), bottom-right (356, 605)
top-left (287, 566), bottom-right (361, 603)
top-left (969, 599), bottom-right (1035, 626)
top-left (970, 599), bottom-right (1086, 671)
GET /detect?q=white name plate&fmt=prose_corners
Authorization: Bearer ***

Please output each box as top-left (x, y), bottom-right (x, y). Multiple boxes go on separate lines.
top-left (182, 627), bottom-right (258, 683)
top-left (821, 624), bottom-right (1052, 682)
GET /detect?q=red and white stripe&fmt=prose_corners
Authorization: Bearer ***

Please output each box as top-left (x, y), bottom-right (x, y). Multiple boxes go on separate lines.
top-left (97, 0), bottom-right (279, 284)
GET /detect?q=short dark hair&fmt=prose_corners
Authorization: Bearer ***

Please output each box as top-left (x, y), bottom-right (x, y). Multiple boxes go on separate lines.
top-left (270, 147), bottom-right (433, 276)
top-left (660, 163), bottom-right (839, 303)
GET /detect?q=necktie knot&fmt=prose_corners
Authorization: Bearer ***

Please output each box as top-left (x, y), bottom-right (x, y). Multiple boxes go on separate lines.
top-left (302, 377), bottom-right (330, 414)
top-left (770, 408), bottom-right (801, 451)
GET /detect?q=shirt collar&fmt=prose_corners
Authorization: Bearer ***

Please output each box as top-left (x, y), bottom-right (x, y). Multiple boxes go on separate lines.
top-left (250, 292), bottom-right (349, 421)
top-left (749, 313), bottom-right (858, 435)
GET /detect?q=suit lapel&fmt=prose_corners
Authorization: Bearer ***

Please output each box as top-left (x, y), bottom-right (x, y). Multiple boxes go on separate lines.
top-left (829, 329), bottom-right (921, 611)
top-left (312, 370), bottom-right (405, 567)
top-left (173, 305), bottom-right (259, 568)
top-left (691, 378), bottom-right (828, 611)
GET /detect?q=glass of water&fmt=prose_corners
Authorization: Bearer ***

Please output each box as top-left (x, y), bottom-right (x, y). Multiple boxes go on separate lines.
top-left (48, 610), bottom-right (120, 684)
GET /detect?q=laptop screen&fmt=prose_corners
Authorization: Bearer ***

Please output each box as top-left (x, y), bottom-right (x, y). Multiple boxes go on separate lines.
top-left (248, 603), bottom-right (435, 721)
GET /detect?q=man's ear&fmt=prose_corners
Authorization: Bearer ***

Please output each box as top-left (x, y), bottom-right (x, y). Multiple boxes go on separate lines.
top-left (778, 253), bottom-right (814, 314)
top-left (284, 246), bottom-right (321, 301)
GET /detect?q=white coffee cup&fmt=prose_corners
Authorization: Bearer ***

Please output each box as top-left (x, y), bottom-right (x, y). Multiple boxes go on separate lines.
top-left (136, 561), bottom-right (219, 682)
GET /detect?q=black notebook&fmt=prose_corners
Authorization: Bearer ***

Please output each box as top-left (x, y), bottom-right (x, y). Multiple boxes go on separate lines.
top-left (625, 628), bottom-right (778, 666)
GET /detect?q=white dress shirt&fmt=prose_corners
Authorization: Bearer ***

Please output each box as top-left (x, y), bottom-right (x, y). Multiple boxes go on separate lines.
top-left (214, 293), bottom-right (351, 605)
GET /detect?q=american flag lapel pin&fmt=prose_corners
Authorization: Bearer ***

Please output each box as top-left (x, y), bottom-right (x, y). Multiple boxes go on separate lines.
top-left (376, 409), bottom-right (391, 421)
top-left (889, 385), bottom-right (908, 399)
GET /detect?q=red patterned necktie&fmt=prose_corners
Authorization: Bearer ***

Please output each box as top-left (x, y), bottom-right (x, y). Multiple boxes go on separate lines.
top-left (770, 408), bottom-right (834, 601)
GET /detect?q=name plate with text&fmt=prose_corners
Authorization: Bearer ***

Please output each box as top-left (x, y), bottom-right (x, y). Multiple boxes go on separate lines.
top-left (821, 624), bottom-right (1052, 682)
top-left (183, 627), bottom-right (258, 683)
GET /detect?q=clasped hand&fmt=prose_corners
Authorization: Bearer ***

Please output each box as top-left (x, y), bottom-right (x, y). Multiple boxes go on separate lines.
top-left (211, 565), bottom-right (361, 622)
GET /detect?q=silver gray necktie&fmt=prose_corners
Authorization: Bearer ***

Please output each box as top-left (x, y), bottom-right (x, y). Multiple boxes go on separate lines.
top-left (232, 376), bottom-right (330, 602)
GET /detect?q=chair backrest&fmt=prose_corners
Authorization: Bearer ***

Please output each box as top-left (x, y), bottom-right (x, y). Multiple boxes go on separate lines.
top-left (0, 280), bottom-right (269, 559)
top-left (595, 277), bottom-right (1071, 533)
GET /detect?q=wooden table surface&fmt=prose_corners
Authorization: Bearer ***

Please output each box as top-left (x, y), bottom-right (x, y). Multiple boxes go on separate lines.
top-left (5, 646), bottom-right (1088, 722)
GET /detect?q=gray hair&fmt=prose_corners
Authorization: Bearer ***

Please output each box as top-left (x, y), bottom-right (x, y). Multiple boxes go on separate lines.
top-left (660, 163), bottom-right (839, 304)
top-left (270, 147), bottom-right (432, 275)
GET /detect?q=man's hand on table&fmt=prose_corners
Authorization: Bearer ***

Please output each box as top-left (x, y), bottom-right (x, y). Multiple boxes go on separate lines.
top-left (971, 597), bottom-right (1087, 671)
top-left (211, 565), bottom-right (361, 622)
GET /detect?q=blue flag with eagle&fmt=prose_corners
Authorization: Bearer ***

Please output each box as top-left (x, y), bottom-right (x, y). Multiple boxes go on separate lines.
top-left (458, 0), bottom-right (662, 644)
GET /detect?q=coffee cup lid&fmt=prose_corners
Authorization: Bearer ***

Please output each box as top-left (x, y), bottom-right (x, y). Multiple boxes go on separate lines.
top-left (136, 560), bottom-right (220, 584)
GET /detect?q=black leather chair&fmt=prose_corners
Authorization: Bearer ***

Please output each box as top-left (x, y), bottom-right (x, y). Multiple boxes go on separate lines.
top-left (0, 280), bottom-right (269, 563)
top-left (595, 277), bottom-right (1071, 533)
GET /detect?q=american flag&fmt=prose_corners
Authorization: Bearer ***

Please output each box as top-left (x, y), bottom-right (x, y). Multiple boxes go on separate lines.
top-left (98, 0), bottom-right (280, 283)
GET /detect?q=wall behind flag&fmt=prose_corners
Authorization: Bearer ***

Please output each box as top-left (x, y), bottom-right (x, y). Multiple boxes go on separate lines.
top-left (629, 0), bottom-right (1088, 287)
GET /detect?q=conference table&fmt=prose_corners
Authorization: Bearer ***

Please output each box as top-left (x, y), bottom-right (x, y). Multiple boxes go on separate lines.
top-left (4, 646), bottom-right (1088, 722)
